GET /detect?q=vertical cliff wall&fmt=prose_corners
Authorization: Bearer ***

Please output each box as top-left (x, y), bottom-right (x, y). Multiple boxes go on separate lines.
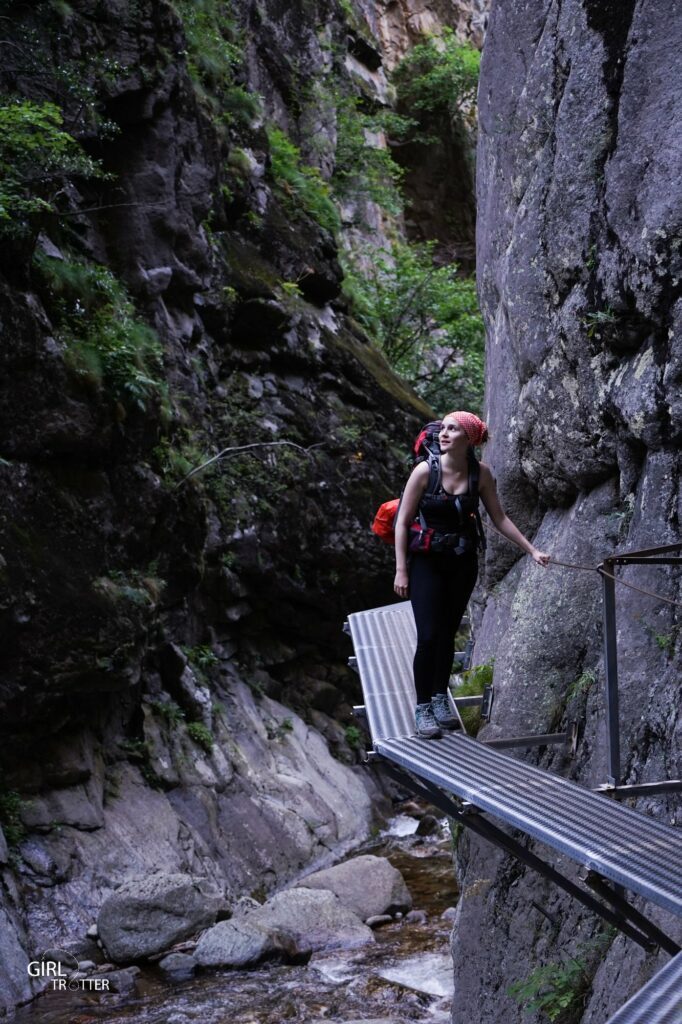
top-left (0, 0), bottom-right (433, 1010)
top-left (0, 0), bottom-right (494, 1011)
top-left (451, 2), bottom-right (681, 1021)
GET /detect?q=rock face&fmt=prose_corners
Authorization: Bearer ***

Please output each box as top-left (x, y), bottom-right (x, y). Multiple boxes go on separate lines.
top-left (451, 2), bottom-right (682, 1022)
top-left (0, 0), bottom-right (427, 1008)
top-left (97, 873), bottom-right (226, 962)
top-left (293, 853), bottom-right (412, 920)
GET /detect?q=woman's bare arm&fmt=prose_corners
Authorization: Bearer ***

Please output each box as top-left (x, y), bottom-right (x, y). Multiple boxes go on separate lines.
top-left (479, 464), bottom-right (550, 566)
top-left (393, 462), bottom-right (430, 596)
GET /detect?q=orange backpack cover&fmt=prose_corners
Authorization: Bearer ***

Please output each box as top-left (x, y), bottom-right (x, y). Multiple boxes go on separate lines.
top-left (371, 498), bottom-right (400, 544)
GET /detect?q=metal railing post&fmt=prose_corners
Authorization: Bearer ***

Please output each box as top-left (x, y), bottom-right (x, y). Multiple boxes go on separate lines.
top-left (602, 559), bottom-right (621, 787)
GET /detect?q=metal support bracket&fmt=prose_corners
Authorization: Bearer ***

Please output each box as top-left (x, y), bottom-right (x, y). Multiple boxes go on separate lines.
top-left (582, 871), bottom-right (681, 957)
top-left (595, 780), bottom-right (682, 800)
top-left (481, 732), bottom-right (568, 751)
top-left (379, 760), bottom-right (680, 954)
top-left (480, 684), bottom-right (494, 722)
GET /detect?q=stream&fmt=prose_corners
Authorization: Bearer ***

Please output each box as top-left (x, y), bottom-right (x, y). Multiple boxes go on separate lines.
top-left (16, 812), bottom-right (459, 1024)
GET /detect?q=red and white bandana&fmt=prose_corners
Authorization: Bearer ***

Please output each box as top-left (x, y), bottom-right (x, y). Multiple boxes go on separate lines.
top-left (445, 411), bottom-right (488, 446)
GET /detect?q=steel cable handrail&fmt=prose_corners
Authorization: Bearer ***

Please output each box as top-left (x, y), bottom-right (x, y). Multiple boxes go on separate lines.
top-left (482, 521), bottom-right (681, 607)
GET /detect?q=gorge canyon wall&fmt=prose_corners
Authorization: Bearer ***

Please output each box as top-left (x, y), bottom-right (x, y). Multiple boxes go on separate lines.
top-left (451, 1), bottom-right (682, 1021)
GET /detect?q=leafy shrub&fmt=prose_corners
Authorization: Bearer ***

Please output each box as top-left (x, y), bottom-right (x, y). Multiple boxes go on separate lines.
top-left (393, 29), bottom-right (480, 134)
top-left (183, 644), bottom-right (219, 673)
top-left (35, 254), bottom-right (164, 410)
top-left (509, 956), bottom-right (588, 1022)
top-left (0, 100), bottom-right (104, 236)
top-left (509, 933), bottom-right (615, 1023)
top-left (344, 725), bottom-right (363, 750)
top-left (173, 0), bottom-right (261, 124)
top-left (187, 721), bottom-right (214, 753)
top-left (333, 99), bottom-right (414, 215)
top-left (0, 787), bottom-right (27, 847)
top-left (566, 669), bottom-right (596, 701)
top-left (151, 700), bottom-right (186, 726)
top-left (267, 126), bottom-right (340, 234)
top-left (450, 660), bottom-right (493, 735)
top-left (341, 241), bottom-right (484, 411)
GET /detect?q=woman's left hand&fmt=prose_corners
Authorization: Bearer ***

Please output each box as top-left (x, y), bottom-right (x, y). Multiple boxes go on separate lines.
top-left (530, 548), bottom-right (550, 567)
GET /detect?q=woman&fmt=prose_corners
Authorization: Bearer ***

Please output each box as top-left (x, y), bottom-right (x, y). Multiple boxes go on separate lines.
top-left (393, 411), bottom-right (550, 738)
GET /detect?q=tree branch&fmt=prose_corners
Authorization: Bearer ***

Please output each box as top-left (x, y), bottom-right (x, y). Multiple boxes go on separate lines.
top-left (176, 440), bottom-right (326, 488)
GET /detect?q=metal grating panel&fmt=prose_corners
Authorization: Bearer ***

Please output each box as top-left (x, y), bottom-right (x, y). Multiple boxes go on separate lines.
top-left (347, 602), bottom-right (418, 742)
top-left (377, 734), bottom-right (682, 916)
top-left (348, 601), bottom-right (682, 916)
top-left (605, 951), bottom-right (682, 1024)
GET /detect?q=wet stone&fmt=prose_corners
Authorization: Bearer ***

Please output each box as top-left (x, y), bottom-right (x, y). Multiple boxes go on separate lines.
top-left (158, 952), bottom-right (197, 978)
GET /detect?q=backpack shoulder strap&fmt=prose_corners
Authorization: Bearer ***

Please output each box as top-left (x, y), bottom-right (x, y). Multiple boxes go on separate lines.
top-left (425, 452), bottom-right (441, 496)
top-left (467, 448), bottom-right (480, 496)
top-left (467, 449), bottom-right (486, 552)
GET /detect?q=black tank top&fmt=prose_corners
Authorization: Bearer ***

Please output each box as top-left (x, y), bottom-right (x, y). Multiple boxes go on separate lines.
top-left (419, 486), bottom-right (479, 536)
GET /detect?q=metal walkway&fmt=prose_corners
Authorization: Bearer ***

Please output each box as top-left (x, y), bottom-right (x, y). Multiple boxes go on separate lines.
top-left (605, 952), bottom-right (682, 1024)
top-left (347, 601), bottom-right (682, 1017)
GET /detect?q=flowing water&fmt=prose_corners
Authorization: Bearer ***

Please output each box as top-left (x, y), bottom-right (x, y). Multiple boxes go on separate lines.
top-left (17, 814), bottom-right (459, 1024)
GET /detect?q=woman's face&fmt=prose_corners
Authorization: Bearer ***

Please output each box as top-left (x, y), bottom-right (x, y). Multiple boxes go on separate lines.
top-left (439, 417), bottom-right (467, 452)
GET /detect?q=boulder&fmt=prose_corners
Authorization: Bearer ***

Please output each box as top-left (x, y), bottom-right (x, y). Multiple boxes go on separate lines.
top-left (248, 887), bottom-right (373, 955)
top-left (194, 918), bottom-right (278, 969)
top-left (293, 855), bottom-right (411, 921)
top-left (98, 874), bottom-right (226, 962)
top-left (157, 952), bottom-right (197, 978)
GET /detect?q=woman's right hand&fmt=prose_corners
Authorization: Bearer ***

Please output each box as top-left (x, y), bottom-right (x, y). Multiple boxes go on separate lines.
top-left (394, 568), bottom-right (409, 598)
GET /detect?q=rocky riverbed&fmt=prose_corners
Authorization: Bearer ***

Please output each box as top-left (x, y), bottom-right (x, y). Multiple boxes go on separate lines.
top-left (13, 809), bottom-right (458, 1024)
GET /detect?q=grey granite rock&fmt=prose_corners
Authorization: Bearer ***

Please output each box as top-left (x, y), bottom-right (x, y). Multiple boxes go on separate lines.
top-left (157, 952), bottom-right (197, 977)
top-left (247, 887), bottom-right (374, 955)
top-left (454, 1), bottom-right (682, 1021)
top-left (292, 854), bottom-right (411, 921)
top-left (194, 918), bottom-right (278, 968)
top-left (98, 874), bottom-right (226, 962)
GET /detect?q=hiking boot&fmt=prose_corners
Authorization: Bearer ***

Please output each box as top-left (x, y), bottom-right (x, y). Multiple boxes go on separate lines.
top-left (431, 692), bottom-right (461, 730)
top-left (415, 702), bottom-right (442, 739)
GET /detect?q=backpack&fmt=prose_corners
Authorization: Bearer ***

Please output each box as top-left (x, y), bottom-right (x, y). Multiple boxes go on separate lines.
top-left (371, 421), bottom-right (486, 552)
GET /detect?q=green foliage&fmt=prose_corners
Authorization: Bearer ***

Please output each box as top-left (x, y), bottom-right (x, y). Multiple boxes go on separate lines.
top-left (510, 933), bottom-right (615, 1023)
top-left (183, 644), bottom-right (220, 672)
top-left (267, 126), bottom-right (340, 234)
top-left (393, 29), bottom-right (480, 136)
top-left (267, 717), bottom-right (294, 741)
top-left (344, 725), bottom-right (363, 750)
top-left (0, 100), bottom-right (104, 236)
top-left (187, 721), bottom-right (214, 753)
top-left (450, 660), bottom-right (493, 735)
top-left (342, 241), bottom-right (484, 411)
top-left (655, 631), bottom-right (676, 652)
top-left (150, 700), bottom-right (186, 726)
top-left (566, 669), bottom-right (596, 701)
top-left (35, 254), bottom-right (165, 411)
top-left (49, 0), bottom-right (75, 20)
top-left (93, 569), bottom-right (164, 608)
top-left (582, 307), bottom-right (617, 338)
top-left (641, 622), bottom-right (679, 655)
top-left (0, 787), bottom-right (28, 847)
top-left (153, 435), bottom-right (208, 484)
top-left (509, 956), bottom-right (588, 1022)
top-left (173, 0), bottom-right (261, 125)
top-left (333, 99), bottom-right (413, 215)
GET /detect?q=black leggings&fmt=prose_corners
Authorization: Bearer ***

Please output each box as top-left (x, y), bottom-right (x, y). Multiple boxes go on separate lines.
top-left (409, 550), bottom-right (478, 704)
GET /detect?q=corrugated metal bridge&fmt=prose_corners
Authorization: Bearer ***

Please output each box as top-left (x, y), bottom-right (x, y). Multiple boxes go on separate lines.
top-left (346, 595), bottom-right (682, 1024)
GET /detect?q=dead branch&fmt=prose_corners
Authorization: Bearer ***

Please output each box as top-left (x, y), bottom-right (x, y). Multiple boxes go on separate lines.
top-left (176, 440), bottom-right (325, 488)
